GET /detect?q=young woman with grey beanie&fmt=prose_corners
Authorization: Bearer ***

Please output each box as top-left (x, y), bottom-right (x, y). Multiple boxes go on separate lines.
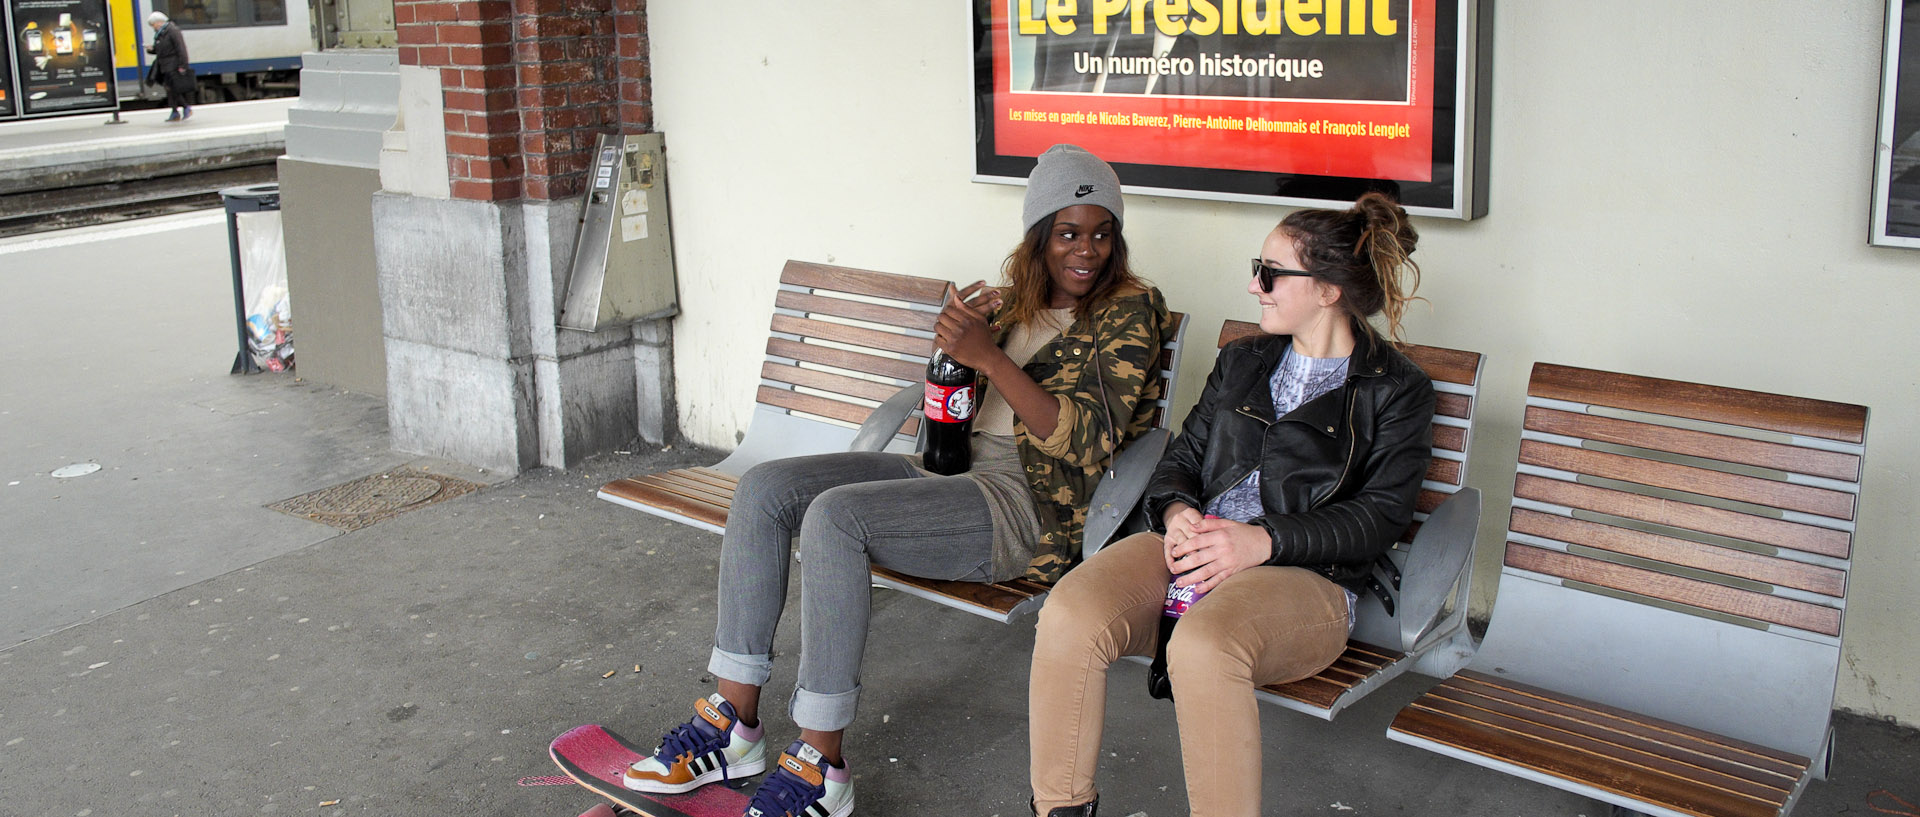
top-left (617, 144), bottom-right (1172, 817)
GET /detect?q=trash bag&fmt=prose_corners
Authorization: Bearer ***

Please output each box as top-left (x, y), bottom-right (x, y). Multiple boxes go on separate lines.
top-left (237, 211), bottom-right (294, 371)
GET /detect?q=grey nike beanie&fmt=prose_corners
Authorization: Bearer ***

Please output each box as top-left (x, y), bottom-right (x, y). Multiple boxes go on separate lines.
top-left (1022, 144), bottom-right (1124, 233)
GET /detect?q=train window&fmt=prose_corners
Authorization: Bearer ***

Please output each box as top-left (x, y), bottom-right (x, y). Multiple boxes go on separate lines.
top-left (156, 0), bottom-right (285, 28)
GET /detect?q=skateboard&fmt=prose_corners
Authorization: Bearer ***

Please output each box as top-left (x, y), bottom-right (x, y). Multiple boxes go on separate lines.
top-left (549, 724), bottom-right (752, 817)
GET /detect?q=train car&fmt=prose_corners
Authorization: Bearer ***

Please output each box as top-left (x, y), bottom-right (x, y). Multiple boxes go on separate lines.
top-left (107, 0), bottom-right (314, 103)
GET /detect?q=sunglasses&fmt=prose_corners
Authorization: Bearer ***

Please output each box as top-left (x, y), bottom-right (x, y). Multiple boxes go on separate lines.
top-left (1251, 258), bottom-right (1314, 292)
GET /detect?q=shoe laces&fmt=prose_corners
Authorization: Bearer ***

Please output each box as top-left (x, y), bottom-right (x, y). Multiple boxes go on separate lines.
top-left (747, 762), bottom-right (825, 817)
top-left (657, 718), bottom-right (735, 779)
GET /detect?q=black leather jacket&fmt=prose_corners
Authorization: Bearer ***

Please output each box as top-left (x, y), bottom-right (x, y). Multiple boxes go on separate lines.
top-left (1145, 329), bottom-right (1435, 592)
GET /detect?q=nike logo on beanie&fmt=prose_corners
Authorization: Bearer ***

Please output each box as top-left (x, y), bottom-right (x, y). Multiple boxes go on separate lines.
top-left (1075, 184), bottom-right (1096, 197)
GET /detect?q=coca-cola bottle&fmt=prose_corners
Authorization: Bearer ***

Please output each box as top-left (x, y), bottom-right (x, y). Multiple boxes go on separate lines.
top-left (1148, 516), bottom-right (1218, 700)
top-left (921, 349), bottom-right (977, 476)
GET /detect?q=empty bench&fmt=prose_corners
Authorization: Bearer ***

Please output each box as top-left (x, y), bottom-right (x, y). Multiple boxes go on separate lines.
top-left (1388, 363), bottom-right (1869, 817)
top-left (598, 259), bottom-right (1189, 622)
top-left (1123, 320), bottom-right (1487, 721)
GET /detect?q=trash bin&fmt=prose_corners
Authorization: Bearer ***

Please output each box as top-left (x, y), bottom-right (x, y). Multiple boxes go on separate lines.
top-left (221, 183), bottom-right (289, 375)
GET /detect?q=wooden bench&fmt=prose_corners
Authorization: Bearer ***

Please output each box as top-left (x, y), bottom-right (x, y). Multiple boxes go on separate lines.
top-left (598, 259), bottom-right (1190, 623)
top-left (1124, 320), bottom-right (1486, 720)
top-left (1387, 363), bottom-right (1869, 817)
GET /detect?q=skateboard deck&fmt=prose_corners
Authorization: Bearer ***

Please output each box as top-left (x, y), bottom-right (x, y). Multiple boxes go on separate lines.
top-left (550, 724), bottom-right (751, 817)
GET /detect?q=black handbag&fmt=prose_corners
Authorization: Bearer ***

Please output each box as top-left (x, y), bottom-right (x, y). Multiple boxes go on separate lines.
top-left (167, 68), bottom-right (197, 95)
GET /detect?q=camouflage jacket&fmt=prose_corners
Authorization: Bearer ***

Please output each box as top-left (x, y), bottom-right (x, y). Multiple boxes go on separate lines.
top-left (985, 285), bottom-right (1171, 582)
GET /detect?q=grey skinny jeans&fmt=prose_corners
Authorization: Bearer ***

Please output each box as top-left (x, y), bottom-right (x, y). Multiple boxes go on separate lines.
top-left (709, 451), bottom-right (998, 732)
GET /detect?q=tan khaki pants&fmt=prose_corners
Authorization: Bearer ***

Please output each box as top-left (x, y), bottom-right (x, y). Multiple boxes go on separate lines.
top-left (1029, 532), bottom-right (1350, 817)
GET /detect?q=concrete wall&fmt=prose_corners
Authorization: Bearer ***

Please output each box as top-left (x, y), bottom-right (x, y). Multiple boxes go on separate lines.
top-left (647, 3), bottom-right (1919, 724)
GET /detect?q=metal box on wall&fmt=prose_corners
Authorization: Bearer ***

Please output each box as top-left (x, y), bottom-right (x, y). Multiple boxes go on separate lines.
top-left (560, 132), bottom-right (678, 332)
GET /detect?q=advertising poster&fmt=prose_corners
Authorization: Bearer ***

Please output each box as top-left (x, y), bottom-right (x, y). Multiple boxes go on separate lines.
top-left (8, 0), bottom-right (118, 117)
top-left (974, 0), bottom-right (1489, 218)
top-left (0, 4), bottom-right (16, 119)
top-left (1873, 0), bottom-right (1920, 248)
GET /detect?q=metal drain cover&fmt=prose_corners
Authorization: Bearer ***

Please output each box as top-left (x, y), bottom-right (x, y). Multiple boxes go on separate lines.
top-left (269, 468), bottom-right (483, 532)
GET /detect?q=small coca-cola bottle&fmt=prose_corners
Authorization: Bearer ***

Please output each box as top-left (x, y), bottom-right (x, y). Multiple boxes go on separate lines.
top-left (1148, 516), bottom-right (1218, 700)
top-left (921, 349), bottom-right (977, 476)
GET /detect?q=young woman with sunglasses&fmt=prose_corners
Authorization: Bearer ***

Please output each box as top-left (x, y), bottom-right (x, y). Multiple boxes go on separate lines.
top-left (1026, 192), bottom-right (1434, 817)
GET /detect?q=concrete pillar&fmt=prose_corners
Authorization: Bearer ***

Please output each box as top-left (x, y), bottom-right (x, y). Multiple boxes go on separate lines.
top-left (279, 49), bottom-right (400, 398)
top-left (375, 0), bottom-right (669, 474)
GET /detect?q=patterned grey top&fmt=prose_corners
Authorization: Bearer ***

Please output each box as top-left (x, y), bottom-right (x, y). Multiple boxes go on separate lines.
top-left (1202, 345), bottom-right (1358, 627)
top-left (1203, 346), bottom-right (1350, 521)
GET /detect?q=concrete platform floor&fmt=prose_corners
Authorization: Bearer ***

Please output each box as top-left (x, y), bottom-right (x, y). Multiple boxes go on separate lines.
top-left (0, 98), bottom-right (294, 192)
top-left (1, 213), bottom-right (1915, 816)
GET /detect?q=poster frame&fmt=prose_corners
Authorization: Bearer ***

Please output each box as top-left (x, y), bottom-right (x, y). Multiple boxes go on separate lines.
top-left (6, 0), bottom-right (121, 120)
top-left (1, 2), bottom-right (19, 120)
top-left (1872, 0), bottom-right (1919, 249)
top-left (971, 0), bottom-right (1492, 220)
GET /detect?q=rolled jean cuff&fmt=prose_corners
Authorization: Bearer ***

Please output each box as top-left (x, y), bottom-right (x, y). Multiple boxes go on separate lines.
top-left (708, 646), bottom-right (773, 687)
top-left (789, 683), bottom-right (861, 732)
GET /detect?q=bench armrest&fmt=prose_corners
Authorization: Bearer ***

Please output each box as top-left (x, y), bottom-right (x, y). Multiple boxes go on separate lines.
top-left (1082, 428), bottom-right (1170, 560)
top-left (1398, 486), bottom-right (1481, 653)
top-left (849, 383), bottom-right (923, 453)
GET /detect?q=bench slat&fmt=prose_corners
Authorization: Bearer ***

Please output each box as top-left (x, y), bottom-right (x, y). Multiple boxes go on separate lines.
top-left (1504, 543), bottom-right (1842, 636)
top-left (757, 386), bottom-right (918, 436)
top-left (1438, 670), bottom-right (1808, 772)
top-left (1510, 508), bottom-right (1845, 597)
top-left (869, 565), bottom-right (1044, 614)
top-left (601, 477), bottom-right (730, 530)
top-left (1395, 701), bottom-right (1799, 817)
top-left (1436, 392), bottom-right (1472, 420)
top-left (1525, 406), bottom-right (1860, 483)
top-left (1530, 363), bottom-right (1867, 445)
top-left (1258, 674), bottom-right (1349, 710)
top-left (686, 467), bottom-right (743, 490)
top-left (1403, 345), bottom-right (1484, 388)
top-left (781, 260), bottom-right (949, 306)
top-left (1216, 321), bottom-right (1479, 386)
top-left (1427, 457), bottom-right (1463, 487)
top-left (1520, 440), bottom-right (1856, 522)
top-left (762, 362), bottom-right (908, 404)
top-left (1514, 475), bottom-right (1851, 560)
top-left (769, 314), bottom-right (931, 358)
top-left (630, 471), bottom-right (735, 507)
top-left (766, 338), bottom-right (926, 383)
top-left (775, 289), bottom-right (939, 333)
top-left (1432, 423), bottom-right (1466, 453)
top-left (1258, 641), bottom-right (1406, 709)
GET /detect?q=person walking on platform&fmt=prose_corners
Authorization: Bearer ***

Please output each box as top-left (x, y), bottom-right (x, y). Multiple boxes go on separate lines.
top-left (145, 12), bottom-right (193, 121)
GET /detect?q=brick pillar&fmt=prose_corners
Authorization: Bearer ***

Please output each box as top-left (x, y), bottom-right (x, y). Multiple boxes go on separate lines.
top-left (394, 0), bottom-right (652, 202)
top-left (376, 0), bottom-right (666, 474)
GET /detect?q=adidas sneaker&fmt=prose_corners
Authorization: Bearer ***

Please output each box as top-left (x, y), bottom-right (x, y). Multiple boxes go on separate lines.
top-left (623, 693), bottom-right (767, 793)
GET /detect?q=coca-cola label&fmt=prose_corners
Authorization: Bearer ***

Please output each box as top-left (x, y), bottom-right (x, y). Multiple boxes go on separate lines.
top-left (924, 382), bottom-right (976, 423)
top-left (1164, 579), bottom-right (1207, 618)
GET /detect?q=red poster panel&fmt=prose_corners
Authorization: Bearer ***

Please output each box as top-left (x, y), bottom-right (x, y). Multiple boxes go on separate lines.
top-left (973, 0), bottom-right (1488, 219)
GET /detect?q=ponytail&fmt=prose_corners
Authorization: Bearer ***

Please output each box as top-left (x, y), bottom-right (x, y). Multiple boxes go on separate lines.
top-left (1278, 191), bottom-right (1424, 343)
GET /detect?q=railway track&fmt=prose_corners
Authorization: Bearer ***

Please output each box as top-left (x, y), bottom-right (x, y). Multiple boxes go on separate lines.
top-left (0, 162), bottom-right (279, 240)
